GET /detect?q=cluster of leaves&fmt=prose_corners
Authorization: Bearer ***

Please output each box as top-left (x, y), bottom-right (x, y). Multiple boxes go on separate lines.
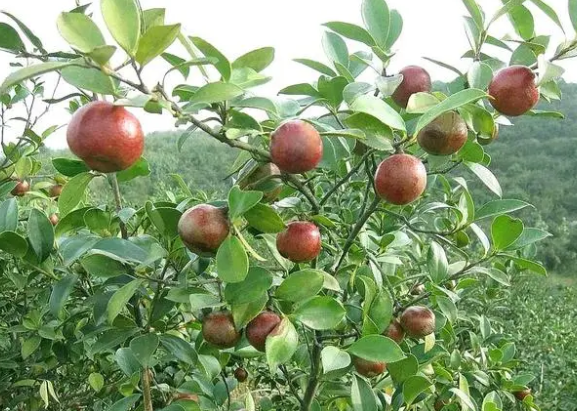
top-left (0, 0), bottom-right (576, 411)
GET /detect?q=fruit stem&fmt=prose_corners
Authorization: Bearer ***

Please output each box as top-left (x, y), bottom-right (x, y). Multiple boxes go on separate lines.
top-left (108, 173), bottom-right (128, 239)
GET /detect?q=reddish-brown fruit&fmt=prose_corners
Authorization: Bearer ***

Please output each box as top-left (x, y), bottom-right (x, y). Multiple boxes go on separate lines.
top-left (270, 120), bottom-right (323, 173)
top-left (410, 283), bottom-right (426, 295)
top-left (246, 311), bottom-right (281, 352)
top-left (49, 214), bottom-right (59, 226)
top-left (178, 204), bottom-right (230, 256)
top-left (392, 65), bottom-right (432, 108)
top-left (234, 367), bottom-right (248, 382)
top-left (478, 124), bottom-right (499, 146)
top-left (201, 311), bottom-right (241, 349)
top-left (352, 357), bottom-right (386, 378)
top-left (49, 184), bottom-right (63, 198)
top-left (11, 180), bottom-right (30, 197)
top-left (384, 319), bottom-right (405, 344)
top-left (174, 393), bottom-right (199, 402)
top-left (66, 101), bottom-right (144, 172)
top-left (514, 388), bottom-right (531, 401)
top-left (488, 66), bottom-right (539, 116)
top-left (417, 111), bottom-right (468, 156)
top-left (434, 399), bottom-right (449, 410)
top-left (400, 306), bottom-right (436, 338)
top-left (238, 163), bottom-right (283, 202)
top-left (276, 221), bottom-right (321, 263)
top-left (374, 154), bottom-right (427, 205)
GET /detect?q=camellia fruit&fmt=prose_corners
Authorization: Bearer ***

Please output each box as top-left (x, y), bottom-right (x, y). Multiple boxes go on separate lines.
top-left (49, 184), bottom-right (63, 198)
top-left (173, 393), bottom-right (199, 402)
top-left (400, 306), bottom-right (436, 338)
top-left (488, 66), bottom-right (539, 116)
top-left (66, 101), bottom-right (144, 172)
top-left (178, 204), bottom-right (230, 255)
top-left (11, 180), bottom-right (30, 197)
top-left (352, 357), bottom-right (386, 378)
top-left (514, 388), bottom-right (531, 401)
top-left (276, 221), bottom-right (321, 263)
top-left (384, 319), bottom-right (405, 344)
top-left (238, 162), bottom-right (283, 202)
top-left (234, 367), bottom-right (248, 382)
top-left (270, 120), bottom-right (323, 173)
top-left (434, 399), bottom-right (450, 410)
top-left (49, 214), bottom-right (59, 226)
top-left (410, 283), bottom-right (426, 295)
top-left (417, 111), bottom-right (468, 156)
top-left (374, 154), bottom-right (427, 205)
top-left (201, 311), bottom-right (241, 349)
top-left (246, 311), bottom-right (281, 352)
top-left (391, 65), bottom-right (432, 108)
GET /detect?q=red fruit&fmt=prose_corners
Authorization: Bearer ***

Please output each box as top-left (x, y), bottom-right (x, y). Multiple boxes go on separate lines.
top-left (202, 311), bottom-right (241, 349)
top-left (276, 221), bottom-right (321, 263)
top-left (417, 111), bottom-right (468, 156)
top-left (270, 120), bottom-right (323, 173)
top-left (352, 357), bottom-right (386, 378)
top-left (11, 180), bottom-right (30, 197)
top-left (234, 367), bottom-right (248, 382)
top-left (374, 154), bottom-right (427, 205)
top-left (66, 101), bottom-right (144, 172)
top-left (49, 185), bottom-right (63, 198)
top-left (514, 388), bottom-right (531, 401)
top-left (384, 319), bottom-right (405, 344)
top-left (400, 306), bottom-right (436, 338)
top-left (434, 399), bottom-right (449, 410)
top-left (238, 163), bottom-right (283, 202)
top-left (178, 204), bottom-right (230, 255)
top-left (49, 214), bottom-right (59, 226)
top-left (488, 66), bottom-right (539, 116)
top-left (246, 311), bottom-right (281, 352)
top-left (392, 65), bottom-right (432, 108)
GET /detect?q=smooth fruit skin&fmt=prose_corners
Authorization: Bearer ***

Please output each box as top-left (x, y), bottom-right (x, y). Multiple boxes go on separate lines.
top-left (514, 388), bottom-right (531, 401)
top-left (417, 111), bottom-right (468, 156)
top-left (374, 154), bottom-right (427, 205)
top-left (49, 185), bottom-right (63, 198)
top-left (352, 357), bottom-right (386, 378)
top-left (11, 180), bottom-right (30, 197)
top-left (234, 367), bottom-right (248, 382)
top-left (400, 306), bottom-right (436, 338)
top-left (202, 311), bottom-right (241, 349)
top-left (246, 311), bottom-right (281, 352)
top-left (49, 214), bottom-right (59, 226)
top-left (238, 163), bottom-right (283, 202)
top-left (384, 319), bottom-right (405, 344)
top-left (66, 101), bottom-right (144, 172)
top-left (488, 66), bottom-right (539, 116)
top-left (392, 65), bottom-right (432, 108)
top-left (178, 204), bottom-right (230, 255)
top-left (276, 221), bottom-right (322, 263)
top-left (270, 120), bottom-right (323, 174)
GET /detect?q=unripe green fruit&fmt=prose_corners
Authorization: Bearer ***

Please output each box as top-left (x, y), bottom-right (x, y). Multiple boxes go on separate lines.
top-left (202, 311), bottom-right (241, 349)
top-left (400, 306), bottom-right (436, 338)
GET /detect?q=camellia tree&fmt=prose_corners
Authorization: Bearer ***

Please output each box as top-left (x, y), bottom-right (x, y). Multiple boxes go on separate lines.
top-left (0, 0), bottom-right (575, 410)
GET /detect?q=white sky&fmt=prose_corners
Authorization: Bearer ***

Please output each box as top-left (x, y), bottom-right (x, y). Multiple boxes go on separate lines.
top-left (0, 0), bottom-right (575, 148)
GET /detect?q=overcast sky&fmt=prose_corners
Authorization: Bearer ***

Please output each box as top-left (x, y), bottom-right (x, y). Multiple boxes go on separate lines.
top-left (0, 0), bottom-right (575, 148)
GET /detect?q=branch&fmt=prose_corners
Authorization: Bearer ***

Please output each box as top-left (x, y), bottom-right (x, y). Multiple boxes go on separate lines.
top-left (300, 332), bottom-right (322, 411)
top-left (283, 173), bottom-right (320, 213)
top-left (108, 173), bottom-right (128, 239)
top-left (319, 150), bottom-right (372, 206)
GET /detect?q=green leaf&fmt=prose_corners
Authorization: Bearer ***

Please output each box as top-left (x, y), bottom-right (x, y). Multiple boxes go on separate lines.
top-left (27, 209), bottom-right (54, 262)
top-left (351, 375), bottom-right (378, 411)
top-left (510, 257), bottom-right (547, 275)
top-left (0, 198), bottom-right (18, 232)
top-left (0, 23), bottom-right (25, 52)
top-left (107, 280), bottom-right (143, 324)
top-left (145, 204), bottom-right (181, 238)
top-left (232, 294), bottom-right (268, 329)
top-left (228, 185), bottom-right (262, 219)
top-left (344, 112), bottom-right (394, 151)
top-left (91, 328), bottom-right (139, 355)
top-left (348, 335), bottom-right (405, 363)
top-left (88, 372), bottom-right (104, 393)
top-left (93, 238), bottom-right (149, 264)
top-left (537, 55), bottom-right (565, 86)
top-left (467, 62), bottom-right (493, 90)
top-left (244, 203), bottom-right (285, 233)
top-left (529, 0), bottom-right (564, 32)
top-left (388, 355), bottom-right (419, 384)
top-left (189, 82), bottom-right (244, 105)
top-left (190, 37), bottom-right (231, 81)
top-left (489, 0), bottom-right (529, 27)
top-left (52, 157), bottom-right (90, 177)
top-left (276, 269), bottom-right (325, 302)
top-left (159, 334), bottom-right (197, 364)
top-left (1, 12), bottom-right (44, 53)
top-left (49, 274), bottom-right (78, 318)
top-left (266, 317), bottom-right (298, 371)
top-left (570, 0), bottom-right (577, 32)
top-left (0, 61), bottom-right (78, 94)
top-left (224, 267), bottom-right (273, 305)
top-left (216, 236), bottom-right (249, 283)
top-left (142, 8), bottom-right (165, 31)
top-left (294, 296), bottom-right (346, 330)
top-left (232, 47), bottom-right (275, 72)
top-left (101, 0), bottom-right (141, 55)
top-left (322, 32), bottom-right (349, 68)
top-left (462, 0), bottom-right (484, 29)
top-left (130, 334), bottom-right (159, 368)
top-left (323, 22), bottom-right (376, 46)
top-left (57, 12), bottom-right (105, 53)
top-left (475, 199), bottom-right (532, 221)
top-left (136, 24), bottom-right (181, 66)
top-left (464, 161), bottom-right (502, 197)
top-left (350, 94), bottom-right (406, 131)
top-left (508, 5), bottom-right (534, 40)
top-left (318, 76), bottom-right (348, 108)
top-left (361, 0), bottom-right (390, 49)
top-left (106, 394), bottom-right (141, 411)
top-left (0, 231), bottom-right (28, 257)
top-left (491, 215), bottom-right (524, 250)
top-left (87, 45), bottom-right (117, 65)
top-left (428, 241), bottom-right (448, 283)
top-left (117, 158), bottom-right (151, 182)
top-left (362, 292), bottom-right (393, 336)
top-left (293, 58), bottom-right (337, 77)
top-left (385, 9), bottom-right (403, 48)
top-left (321, 346), bottom-right (351, 374)
top-left (58, 172), bottom-right (95, 216)
top-left (507, 227), bottom-right (550, 250)
top-left (279, 83), bottom-right (321, 97)
top-left (437, 296), bottom-right (458, 323)
top-left (81, 253), bottom-right (126, 278)
top-left (403, 376), bottom-right (433, 405)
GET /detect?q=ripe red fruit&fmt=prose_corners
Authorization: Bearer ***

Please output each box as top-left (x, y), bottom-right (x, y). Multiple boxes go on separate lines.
top-left (246, 311), bottom-right (281, 352)
top-left (417, 111), bottom-right (468, 156)
top-left (234, 367), bottom-right (248, 382)
top-left (49, 184), bottom-right (63, 198)
top-left (488, 66), bottom-right (539, 116)
top-left (178, 204), bottom-right (230, 256)
top-left (238, 162), bottom-right (283, 202)
top-left (514, 388), bottom-right (531, 401)
top-left (11, 180), bottom-right (30, 197)
top-left (374, 154), bottom-right (427, 205)
top-left (434, 399), bottom-right (449, 410)
top-left (270, 120), bottom-right (323, 173)
top-left (392, 65), bottom-right (432, 108)
top-left (400, 306), bottom-right (436, 338)
top-left (202, 311), bottom-right (241, 349)
top-left (384, 319), bottom-right (405, 344)
top-left (66, 101), bottom-right (144, 172)
top-left (352, 357), bottom-right (386, 378)
top-left (49, 214), bottom-right (59, 226)
top-left (276, 221), bottom-right (321, 263)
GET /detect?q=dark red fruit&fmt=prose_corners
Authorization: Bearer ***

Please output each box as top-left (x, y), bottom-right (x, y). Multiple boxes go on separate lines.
top-left (514, 388), bottom-right (531, 401)
top-left (488, 66), bottom-right (539, 116)
top-left (246, 311), bottom-right (281, 352)
top-left (178, 204), bottom-right (230, 256)
top-left (434, 398), bottom-right (449, 410)
top-left (417, 111), bottom-right (468, 156)
top-left (276, 221), bottom-right (321, 263)
top-left (201, 311), bottom-right (241, 349)
top-left (391, 65), bottom-right (432, 108)
top-left (400, 306), bottom-right (436, 338)
top-left (238, 162), bottom-right (283, 202)
top-left (66, 101), bottom-right (144, 172)
top-left (384, 319), bottom-right (405, 344)
top-left (374, 154), bottom-right (427, 205)
top-left (270, 120), bottom-right (323, 173)
top-left (49, 184), bottom-right (63, 198)
top-left (352, 357), bottom-right (386, 378)
top-left (234, 367), bottom-right (248, 382)
top-left (49, 214), bottom-right (59, 226)
top-left (11, 180), bottom-right (30, 197)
